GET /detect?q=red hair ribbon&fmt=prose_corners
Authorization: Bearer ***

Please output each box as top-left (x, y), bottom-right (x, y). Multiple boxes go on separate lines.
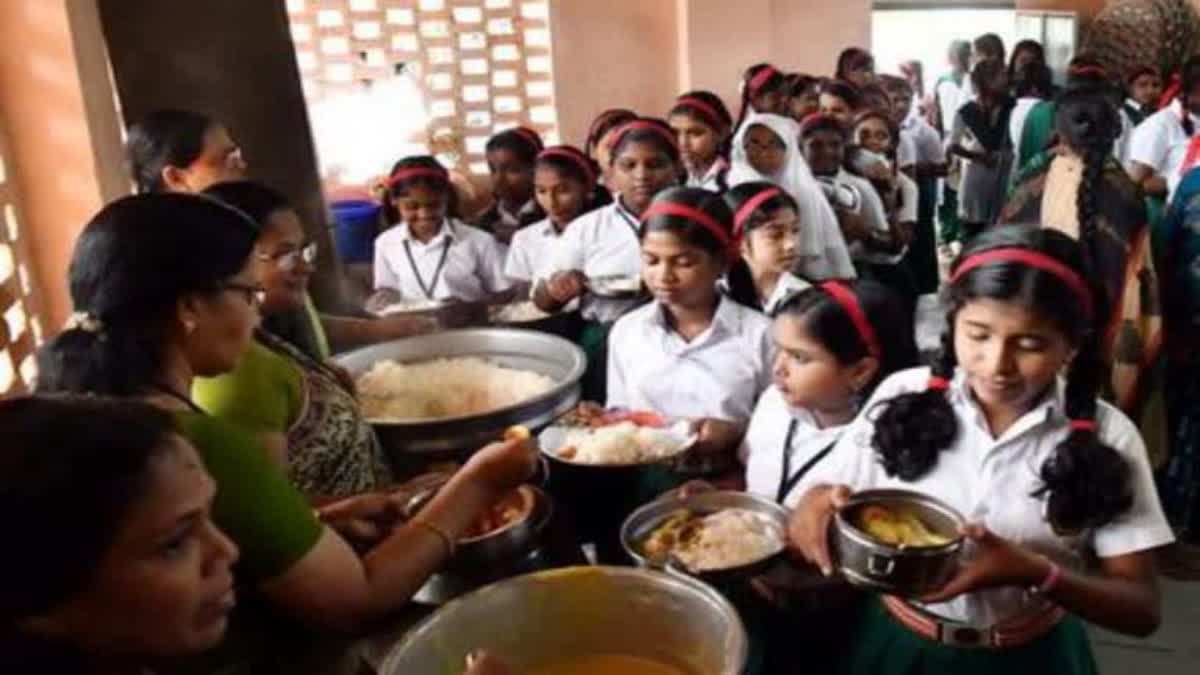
top-left (732, 187), bottom-right (782, 239)
top-left (640, 201), bottom-right (735, 256)
top-left (951, 248), bottom-right (1095, 320)
top-left (927, 376), bottom-right (951, 391)
top-left (748, 65), bottom-right (780, 97)
top-left (1160, 72), bottom-right (1182, 110)
top-left (1069, 64), bottom-right (1108, 80)
top-left (1069, 419), bottom-right (1098, 433)
top-left (676, 96), bottom-right (725, 128)
top-left (511, 126), bottom-right (543, 151)
top-left (612, 120), bottom-right (679, 152)
top-left (387, 166), bottom-right (448, 187)
top-left (820, 281), bottom-right (881, 360)
top-left (1179, 135), bottom-right (1200, 177)
top-left (538, 146), bottom-right (596, 187)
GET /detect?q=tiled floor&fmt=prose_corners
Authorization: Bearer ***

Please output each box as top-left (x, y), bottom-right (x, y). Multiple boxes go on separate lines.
top-left (1092, 578), bottom-right (1200, 673)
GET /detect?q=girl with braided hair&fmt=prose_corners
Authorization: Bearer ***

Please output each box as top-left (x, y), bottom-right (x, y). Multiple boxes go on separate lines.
top-left (790, 226), bottom-right (1172, 675)
top-left (1001, 84), bottom-right (1166, 468)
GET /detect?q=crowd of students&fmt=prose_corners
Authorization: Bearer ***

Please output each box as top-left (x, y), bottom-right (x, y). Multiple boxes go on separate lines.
top-left (2, 27), bottom-right (1199, 675)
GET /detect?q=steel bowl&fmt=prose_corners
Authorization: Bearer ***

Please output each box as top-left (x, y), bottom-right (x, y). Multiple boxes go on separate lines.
top-left (335, 329), bottom-right (586, 456)
top-left (379, 566), bottom-right (748, 675)
top-left (448, 485), bottom-right (553, 575)
top-left (487, 303), bottom-right (583, 341)
top-left (622, 491), bottom-right (789, 583)
top-left (833, 489), bottom-right (965, 596)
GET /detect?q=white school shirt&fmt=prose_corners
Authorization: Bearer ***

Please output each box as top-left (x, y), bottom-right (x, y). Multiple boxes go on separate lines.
top-left (606, 296), bottom-right (774, 424)
top-left (762, 272), bottom-right (812, 316)
top-left (896, 133), bottom-right (918, 169)
top-left (373, 219), bottom-right (510, 301)
top-left (545, 200), bottom-right (643, 323)
top-left (687, 158), bottom-right (729, 192)
top-left (504, 217), bottom-right (562, 285)
top-left (897, 171), bottom-right (919, 225)
top-left (833, 168), bottom-right (901, 265)
top-left (902, 114), bottom-right (946, 165)
top-left (742, 386), bottom-right (849, 505)
top-left (801, 366), bottom-right (1175, 627)
top-left (1129, 99), bottom-right (1200, 198)
top-left (1008, 97), bottom-right (1041, 151)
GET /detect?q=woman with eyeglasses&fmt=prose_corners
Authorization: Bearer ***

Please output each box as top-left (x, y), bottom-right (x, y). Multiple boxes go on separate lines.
top-left (125, 109), bottom-right (434, 361)
top-left (197, 181), bottom-right (392, 497)
top-left (35, 193), bottom-right (538, 673)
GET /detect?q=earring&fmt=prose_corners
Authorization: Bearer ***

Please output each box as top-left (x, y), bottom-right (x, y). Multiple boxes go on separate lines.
top-left (183, 319), bottom-right (196, 335)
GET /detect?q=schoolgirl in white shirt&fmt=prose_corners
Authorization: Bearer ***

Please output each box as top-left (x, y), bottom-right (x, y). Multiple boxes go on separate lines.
top-left (668, 91), bottom-right (733, 193)
top-left (741, 279), bottom-right (918, 505)
top-left (1129, 58), bottom-right (1200, 200)
top-left (607, 187), bottom-right (773, 475)
top-left (477, 126), bottom-right (545, 248)
top-left (721, 181), bottom-right (811, 315)
top-left (791, 226), bottom-right (1173, 675)
top-left (504, 145), bottom-right (609, 296)
top-left (371, 157), bottom-right (511, 309)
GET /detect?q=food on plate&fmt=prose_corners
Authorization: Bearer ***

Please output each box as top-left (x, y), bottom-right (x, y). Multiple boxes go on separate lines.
top-left (558, 404), bottom-right (668, 429)
top-left (640, 508), bottom-right (785, 572)
top-left (854, 504), bottom-right (953, 548)
top-left (374, 298), bottom-right (445, 315)
top-left (357, 357), bottom-right (555, 421)
top-left (461, 487), bottom-right (532, 540)
top-left (554, 421), bottom-right (688, 464)
top-left (503, 425), bottom-right (532, 444)
top-left (489, 300), bottom-right (552, 323)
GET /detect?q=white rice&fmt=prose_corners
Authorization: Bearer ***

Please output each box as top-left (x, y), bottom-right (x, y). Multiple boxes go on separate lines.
top-left (490, 301), bottom-right (551, 323)
top-left (562, 422), bottom-right (687, 465)
top-left (673, 509), bottom-right (785, 572)
top-left (357, 357), bottom-right (555, 421)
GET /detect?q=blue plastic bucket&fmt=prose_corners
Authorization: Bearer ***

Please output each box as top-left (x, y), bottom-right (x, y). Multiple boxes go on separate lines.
top-left (330, 199), bottom-right (381, 264)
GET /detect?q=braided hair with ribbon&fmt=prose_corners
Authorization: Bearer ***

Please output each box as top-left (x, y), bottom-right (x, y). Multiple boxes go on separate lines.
top-left (870, 225), bottom-right (1132, 534)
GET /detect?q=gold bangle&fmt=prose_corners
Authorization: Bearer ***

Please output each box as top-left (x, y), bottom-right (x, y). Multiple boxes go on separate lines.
top-left (411, 518), bottom-right (456, 558)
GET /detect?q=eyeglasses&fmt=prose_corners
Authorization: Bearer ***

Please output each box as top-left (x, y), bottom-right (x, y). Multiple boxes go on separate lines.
top-left (258, 242), bottom-right (318, 272)
top-left (219, 283), bottom-right (267, 308)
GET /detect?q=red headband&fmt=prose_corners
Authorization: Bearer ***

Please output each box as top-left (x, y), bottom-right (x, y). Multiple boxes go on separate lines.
top-left (1069, 65), bottom-right (1108, 80)
top-left (820, 281), bottom-right (881, 359)
top-left (951, 248), bottom-right (1095, 320)
top-left (613, 120), bottom-right (679, 151)
top-left (676, 97), bottom-right (725, 128)
top-left (748, 66), bottom-right (780, 97)
top-left (733, 187), bottom-right (782, 238)
top-left (538, 146), bottom-right (596, 186)
top-left (587, 110), bottom-right (634, 146)
top-left (640, 202), bottom-right (734, 256)
top-left (511, 126), bottom-right (543, 151)
top-left (387, 166), bottom-right (448, 187)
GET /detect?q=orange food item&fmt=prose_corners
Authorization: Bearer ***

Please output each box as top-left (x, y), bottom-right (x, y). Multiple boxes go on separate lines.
top-left (462, 488), bottom-right (531, 540)
top-left (556, 445), bottom-right (578, 460)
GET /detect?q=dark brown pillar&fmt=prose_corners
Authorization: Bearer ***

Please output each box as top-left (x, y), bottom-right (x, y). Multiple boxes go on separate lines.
top-left (96, 0), bottom-right (348, 308)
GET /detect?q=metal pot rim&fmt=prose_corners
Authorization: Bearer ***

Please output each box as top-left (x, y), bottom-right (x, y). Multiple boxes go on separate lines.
top-left (341, 328), bottom-right (587, 428)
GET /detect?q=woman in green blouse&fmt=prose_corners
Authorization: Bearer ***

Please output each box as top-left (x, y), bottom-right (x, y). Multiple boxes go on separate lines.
top-left (196, 181), bottom-right (392, 498)
top-left (36, 194), bottom-right (536, 673)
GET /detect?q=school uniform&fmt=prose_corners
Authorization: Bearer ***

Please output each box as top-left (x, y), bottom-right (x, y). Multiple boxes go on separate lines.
top-left (1129, 99), bottom-right (1200, 198)
top-left (801, 366), bottom-right (1174, 675)
top-left (947, 100), bottom-right (1015, 231)
top-left (687, 158), bottom-right (730, 193)
top-left (373, 219), bottom-right (510, 302)
top-left (1008, 97), bottom-right (1043, 152)
top-left (742, 386), bottom-right (849, 505)
top-left (762, 271), bottom-right (811, 316)
top-left (504, 217), bottom-right (562, 285)
top-left (896, 133), bottom-right (918, 170)
top-left (544, 200), bottom-right (643, 324)
top-left (606, 295), bottom-right (774, 425)
top-left (831, 168), bottom-right (897, 265)
top-left (901, 114), bottom-right (944, 294)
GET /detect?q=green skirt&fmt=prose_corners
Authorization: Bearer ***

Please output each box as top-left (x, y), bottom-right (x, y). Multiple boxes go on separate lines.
top-left (845, 600), bottom-right (1099, 675)
top-left (578, 320), bottom-right (610, 403)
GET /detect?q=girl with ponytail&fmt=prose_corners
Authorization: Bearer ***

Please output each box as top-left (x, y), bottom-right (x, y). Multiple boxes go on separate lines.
top-left (790, 225), bottom-right (1172, 674)
top-left (1002, 84), bottom-right (1165, 464)
top-left (721, 181), bottom-right (810, 314)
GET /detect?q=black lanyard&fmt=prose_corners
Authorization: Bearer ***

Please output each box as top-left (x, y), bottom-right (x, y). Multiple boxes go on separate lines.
top-left (615, 203), bottom-right (641, 239)
top-left (402, 236), bottom-right (452, 300)
top-left (775, 419), bottom-right (838, 503)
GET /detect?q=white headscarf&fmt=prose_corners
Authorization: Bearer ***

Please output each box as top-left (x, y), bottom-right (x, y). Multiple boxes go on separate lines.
top-left (729, 111), bottom-right (855, 280)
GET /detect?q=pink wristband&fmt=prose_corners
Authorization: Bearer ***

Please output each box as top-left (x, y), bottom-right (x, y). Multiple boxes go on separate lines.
top-left (1035, 558), bottom-right (1061, 595)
